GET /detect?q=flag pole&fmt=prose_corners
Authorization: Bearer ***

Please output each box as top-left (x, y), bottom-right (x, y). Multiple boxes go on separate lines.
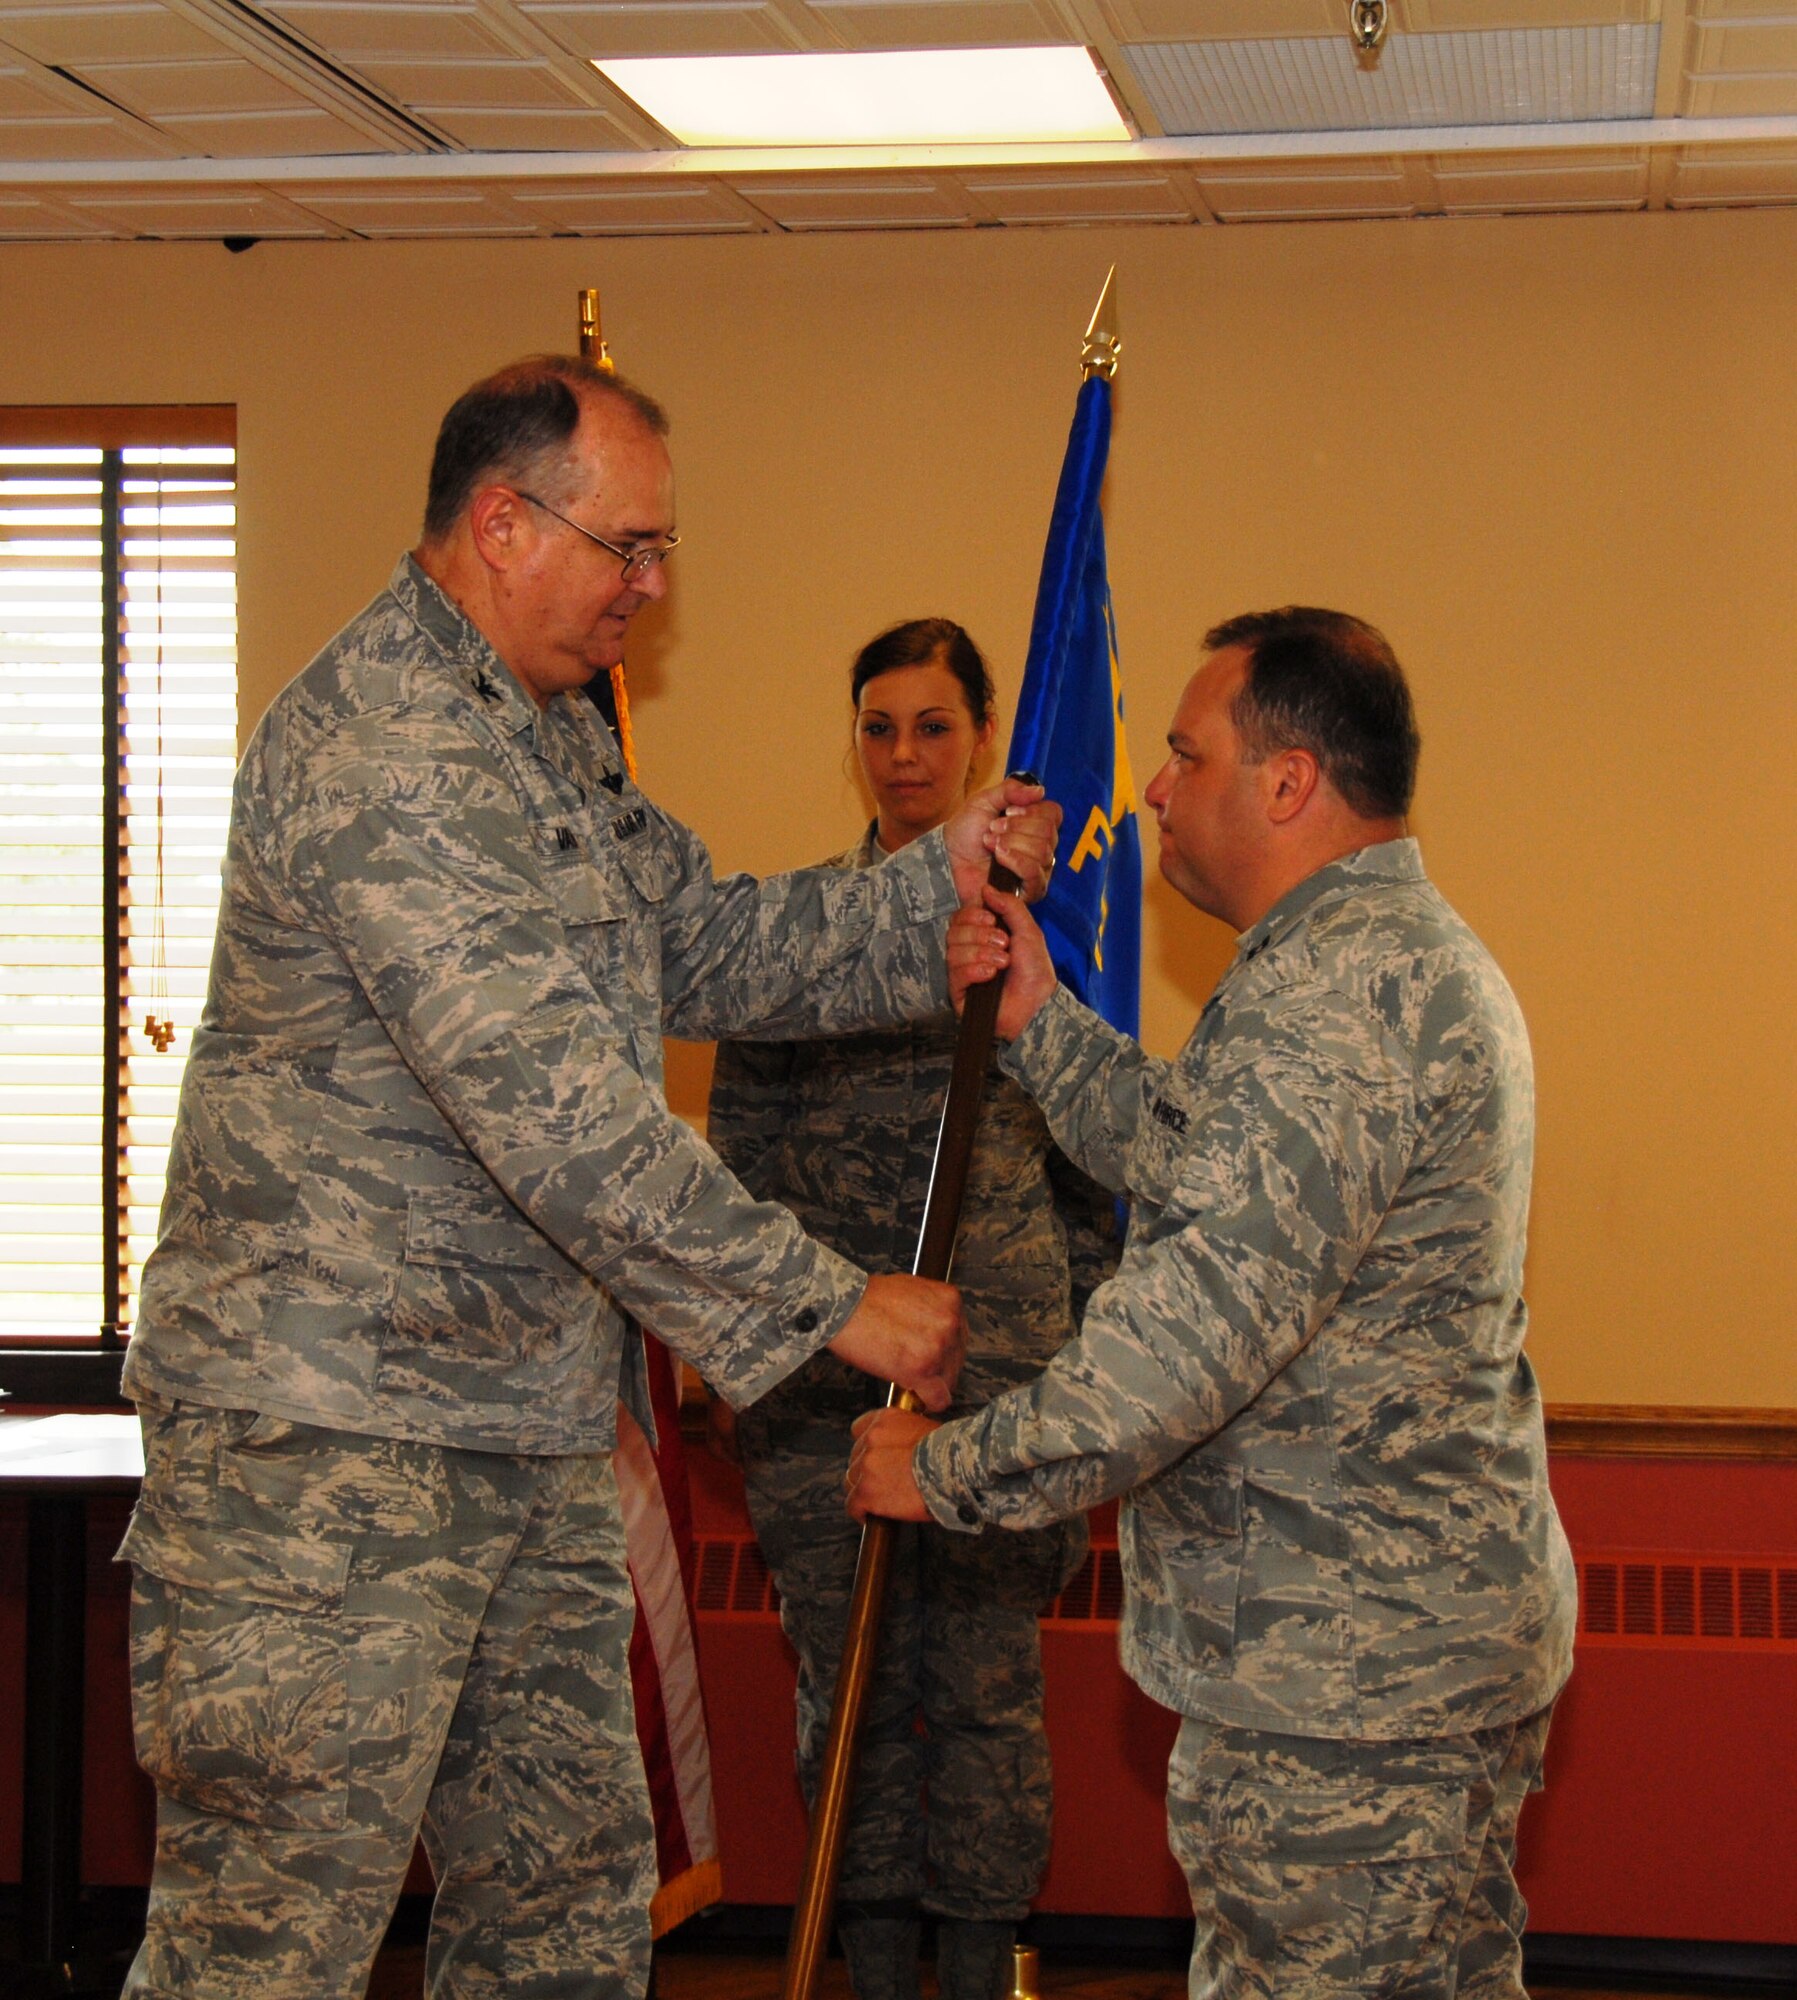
top-left (578, 287), bottom-right (641, 782)
top-left (779, 270), bottom-right (1120, 2000)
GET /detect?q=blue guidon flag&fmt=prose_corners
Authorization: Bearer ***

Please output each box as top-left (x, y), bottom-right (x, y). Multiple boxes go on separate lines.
top-left (1007, 372), bottom-right (1141, 1038)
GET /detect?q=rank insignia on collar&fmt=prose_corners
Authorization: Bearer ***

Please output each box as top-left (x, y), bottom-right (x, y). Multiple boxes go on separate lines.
top-left (599, 768), bottom-right (625, 793)
top-left (473, 671), bottom-right (500, 703)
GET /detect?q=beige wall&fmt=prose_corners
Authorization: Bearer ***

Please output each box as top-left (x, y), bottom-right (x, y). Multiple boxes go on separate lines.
top-left (5, 211), bottom-right (1793, 1406)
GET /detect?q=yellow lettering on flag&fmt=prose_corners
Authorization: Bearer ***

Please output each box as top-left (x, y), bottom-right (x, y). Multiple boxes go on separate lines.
top-left (1108, 635), bottom-right (1136, 825)
top-left (1069, 804), bottom-right (1113, 874)
top-left (1069, 633), bottom-right (1138, 879)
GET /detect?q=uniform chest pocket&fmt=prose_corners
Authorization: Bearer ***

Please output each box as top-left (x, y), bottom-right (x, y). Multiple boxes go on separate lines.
top-left (609, 815), bottom-right (677, 905)
top-left (534, 819), bottom-right (668, 1079)
top-left (540, 845), bottom-right (628, 930)
top-left (539, 845), bottom-right (633, 1002)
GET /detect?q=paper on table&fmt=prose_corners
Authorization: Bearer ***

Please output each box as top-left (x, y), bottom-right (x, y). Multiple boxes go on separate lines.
top-left (0, 1411), bottom-right (144, 1478)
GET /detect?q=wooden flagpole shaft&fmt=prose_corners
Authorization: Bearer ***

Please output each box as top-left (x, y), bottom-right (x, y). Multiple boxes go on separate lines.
top-left (780, 847), bottom-right (1025, 2000)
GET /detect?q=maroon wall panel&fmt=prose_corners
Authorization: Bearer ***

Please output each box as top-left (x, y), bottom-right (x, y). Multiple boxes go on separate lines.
top-left (5, 1448), bottom-right (1794, 1947)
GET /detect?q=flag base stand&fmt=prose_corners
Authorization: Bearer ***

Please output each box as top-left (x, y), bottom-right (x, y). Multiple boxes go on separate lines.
top-left (1009, 1945), bottom-right (1042, 2000)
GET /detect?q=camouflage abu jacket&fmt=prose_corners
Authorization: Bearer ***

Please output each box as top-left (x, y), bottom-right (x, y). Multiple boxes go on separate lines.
top-left (709, 827), bottom-right (1119, 1426)
top-left (123, 558), bottom-right (960, 1455)
top-left (914, 840), bottom-right (1577, 1740)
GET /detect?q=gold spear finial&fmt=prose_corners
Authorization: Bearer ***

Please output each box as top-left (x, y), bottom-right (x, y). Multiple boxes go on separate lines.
top-left (1080, 265), bottom-right (1120, 381)
top-left (578, 287), bottom-right (614, 373)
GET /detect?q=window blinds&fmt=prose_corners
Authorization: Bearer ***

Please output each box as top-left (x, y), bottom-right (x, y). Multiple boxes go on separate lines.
top-left (0, 433), bottom-right (237, 1345)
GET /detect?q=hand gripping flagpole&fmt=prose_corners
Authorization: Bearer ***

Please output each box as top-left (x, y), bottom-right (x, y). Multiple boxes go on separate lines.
top-left (780, 270), bottom-right (1121, 2000)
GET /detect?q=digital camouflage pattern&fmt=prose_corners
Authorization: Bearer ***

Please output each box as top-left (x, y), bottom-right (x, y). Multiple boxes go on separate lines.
top-left (123, 557), bottom-right (962, 1455)
top-left (915, 840), bottom-right (1577, 1741)
top-left (1167, 1703), bottom-right (1554, 1998)
top-left (711, 846), bottom-right (1114, 1915)
top-left (740, 1444), bottom-right (1084, 1921)
top-left (121, 1401), bottom-right (655, 2000)
top-left (711, 828), bottom-right (1119, 1426)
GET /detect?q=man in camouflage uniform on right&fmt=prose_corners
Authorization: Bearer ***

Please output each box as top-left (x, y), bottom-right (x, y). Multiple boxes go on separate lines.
top-left (849, 608), bottom-right (1578, 1999)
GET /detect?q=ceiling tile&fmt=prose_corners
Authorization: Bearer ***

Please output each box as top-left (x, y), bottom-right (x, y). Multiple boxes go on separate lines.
top-left (0, 3), bottom-right (225, 65)
top-left (1430, 145), bottom-right (1649, 211)
top-left (73, 57), bottom-right (309, 115)
top-left (1668, 146), bottom-right (1797, 204)
top-left (349, 57), bottom-right (586, 107)
top-left (738, 172), bottom-right (973, 226)
top-left (1192, 158), bottom-right (1414, 220)
top-left (263, 3), bottom-right (518, 60)
top-left (959, 168), bottom-right (1194, 221)
top-left (507, 179), bottom-right (758, 230)
top-left (152, 106), bottom-right (391, 153)
top-left (1098, 1), bottom-right (1339, 35)
top-left (806, 0), bottom-right (1072, 48)
top-left (0, 189), bottom-right (113, 236)
top-left (1405, 2), bottom-right (1652, 24)
top-left (0, 68), bottom-right (69, 112)
top-left (1126, 25), bottom-right (1659, 132)
top-left (1685, 74), bottom-right (1797, 113)
top-left (283, 186), bottom-right (539, 233)
top-left (517, 3), bottom-right (802, 58)
top-left (1690, 22), bottom-right (1797, 70)
top-left (419, 103), bottom-right (641, 145)
top-left (0, 109), bottom-right (170, 156)
top-left (61, 188), bottom-right (337, 236)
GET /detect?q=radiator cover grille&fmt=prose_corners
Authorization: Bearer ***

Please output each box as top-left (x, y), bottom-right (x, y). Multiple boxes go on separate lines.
top-left (691, 1536), bottom-right (1797, 1650)
top-left (1578, 1554), bottom-right (1797, 1648)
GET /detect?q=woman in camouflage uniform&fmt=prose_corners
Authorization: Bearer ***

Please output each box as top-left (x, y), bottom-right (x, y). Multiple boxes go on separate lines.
top-left (707, 619), bottom-right (1117, 2000)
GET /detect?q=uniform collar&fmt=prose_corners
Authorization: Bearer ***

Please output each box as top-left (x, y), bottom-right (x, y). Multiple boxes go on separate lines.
top-left (1230, 837), bottom-right (1425, 969)
top-left (389, 554), bottom-right (546, 744)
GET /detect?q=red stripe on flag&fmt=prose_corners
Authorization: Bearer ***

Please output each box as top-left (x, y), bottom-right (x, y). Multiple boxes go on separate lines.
top-left (619, 1333), bottom-right (721, 1934)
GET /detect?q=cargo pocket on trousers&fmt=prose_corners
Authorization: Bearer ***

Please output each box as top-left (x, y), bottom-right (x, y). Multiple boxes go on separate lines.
top-left (119, 1509), bottom-right (354, 1832)
top-left (1206, 1776), bottom-right (1467, 1996)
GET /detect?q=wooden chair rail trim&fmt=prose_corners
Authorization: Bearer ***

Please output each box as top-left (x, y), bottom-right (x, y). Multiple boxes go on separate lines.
top-left (1544, 1404), bottom-right (1797, 1461)
top-left (678, 1395), bottom-right (1797, 1460)
top-left (1, 404), bottom-right (236, 447)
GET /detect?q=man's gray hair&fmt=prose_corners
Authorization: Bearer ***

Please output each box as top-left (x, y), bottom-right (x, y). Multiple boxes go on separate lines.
top-left (422, 354), bottom-right (668, 543)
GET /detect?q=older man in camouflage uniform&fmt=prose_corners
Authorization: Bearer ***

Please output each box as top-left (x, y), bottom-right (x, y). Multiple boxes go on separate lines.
top-left (117, 354), bottom-right (1058, 2000)
top-left (850, 609), bottom-right (1578, 2000)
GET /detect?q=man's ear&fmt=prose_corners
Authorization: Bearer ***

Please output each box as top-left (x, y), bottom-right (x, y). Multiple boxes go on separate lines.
top-left (466, 485), bottom-right (529, 572)
top-left (1264, 746), bottom-right (1321, 825)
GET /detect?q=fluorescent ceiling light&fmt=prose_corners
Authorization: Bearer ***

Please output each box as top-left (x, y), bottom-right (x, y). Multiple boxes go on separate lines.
top-left (594, 47), bottom-right (1130, 148)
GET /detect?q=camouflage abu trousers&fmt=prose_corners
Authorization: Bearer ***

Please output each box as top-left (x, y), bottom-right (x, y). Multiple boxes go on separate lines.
top-left (118, 1402), bottom-right (656, 2000)
top-left (739, 1413), bottom-right (1086, 1922)
top-left (1167, 1704), bottom-right (1556, 2000)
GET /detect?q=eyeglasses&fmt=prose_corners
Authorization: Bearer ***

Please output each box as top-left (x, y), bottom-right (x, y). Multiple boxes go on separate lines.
top-left (515, 489), bottom-right (680, 584)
